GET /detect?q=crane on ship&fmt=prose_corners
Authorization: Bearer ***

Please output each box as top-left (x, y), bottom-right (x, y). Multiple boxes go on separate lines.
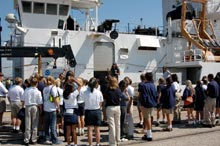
top-left (181, 0), bottom-right (220, 62)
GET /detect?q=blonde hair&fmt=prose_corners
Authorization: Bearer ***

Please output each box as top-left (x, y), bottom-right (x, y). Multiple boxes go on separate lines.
top-left (46, 76), bottom-right (55, 86)
top-left (109, 77), bottom-right (118, 90)
top-left (14, 77), bottom-right (23, 85)
top-left (76, 77), bottom-right (84, 87)
top-left (186, 80), bottom-right (195, 95)
top-left (55, 79), bottom-right (61, 87)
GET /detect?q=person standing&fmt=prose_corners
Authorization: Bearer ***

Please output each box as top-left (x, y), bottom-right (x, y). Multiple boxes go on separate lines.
top-left (118, 80), bottom-right (129, 139)
top-left (0, 72), bottom-right (8, 125)
top-left (139, 72), bottom-right (158, 141)
top-left (124, 77), bottom-right (134, 140)
top-left (105, 77), bottom-right (122, 146)
top-left (136, 74), bottom-right (145, 129)
top-left (110, 63), bottom-right (120, 80)
top-left (162, 66), bottom-right (171, 79)
top-left (21, 77), bottom-right (43, 145)
top-left (155, 78), bottom-right (166, 126)
top-left (8, 77), bottom-right (24, 133)
top-left (194, 80), bottom-right (206, 124)
top-left (203, 74), bottom-right (219, 127)
top-left (43, 76), bottom-right (62, 145)
top-left (182, 80), bottom-right (196, 125)
top-left (79, 77), bottom-right (103, 146)
top-left (63, 79), bottom-right (80, 146)
top-left (161, 77), bottom-right (175, 131)
top-left (171, 74), bottom-right (182, 124)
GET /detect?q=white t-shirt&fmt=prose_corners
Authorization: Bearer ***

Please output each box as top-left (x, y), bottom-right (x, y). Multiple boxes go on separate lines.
top-left (43, 85), bottom-right (59, 112)
top-left (63, 90), bottom-right (79, 114)
top-left (57, 87), bottom-right (63, 105)
top-left (78, 85), bottom-right (87, 104)
top-left (0, 82), bottom-right (8, 96)
top-left (127, 85), bottom-right (135, 99)
top-left (21, 87), bottom-right (43, 106)
top-left (79, 86), bottom-right (103, 110)
top-left (172, 81), bottom-right (181, 92)
top-left (8, 85), bottom-right (24, 102)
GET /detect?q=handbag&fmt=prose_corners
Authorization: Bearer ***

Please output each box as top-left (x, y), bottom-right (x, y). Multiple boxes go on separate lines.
top-left (49, 86), bottom-right (60, 102)
top-left (184, 96), bottom-right (193, 106)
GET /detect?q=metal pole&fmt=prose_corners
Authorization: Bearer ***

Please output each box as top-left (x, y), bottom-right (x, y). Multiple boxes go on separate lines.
top-left (38, 55), bottom-right (42, 76)
top-left (0, 18), bottom-right (2, 46)
top-left (0, 18), bottom-right (2, 72)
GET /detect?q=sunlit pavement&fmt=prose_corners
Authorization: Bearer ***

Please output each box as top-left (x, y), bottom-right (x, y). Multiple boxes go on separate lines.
top-left (0, 108), bottom-right (220, 146)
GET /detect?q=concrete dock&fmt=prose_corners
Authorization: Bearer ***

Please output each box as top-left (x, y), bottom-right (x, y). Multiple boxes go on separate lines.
top-left (0, 107), bottom-right (219, 146)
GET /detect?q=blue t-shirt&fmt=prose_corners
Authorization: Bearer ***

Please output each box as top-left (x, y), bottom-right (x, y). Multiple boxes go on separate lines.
top-left (207, 80), bottom-right (219, 98)
top-left (105, 88), bottom-right (122, 106)
top-left (139, 81), bottom-right (158, 108)
top-left (161, 85), bottom-right (175, 109)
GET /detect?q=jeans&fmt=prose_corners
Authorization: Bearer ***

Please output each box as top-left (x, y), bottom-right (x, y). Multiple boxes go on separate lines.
top-left (44, 111), bottom-right (58, 143)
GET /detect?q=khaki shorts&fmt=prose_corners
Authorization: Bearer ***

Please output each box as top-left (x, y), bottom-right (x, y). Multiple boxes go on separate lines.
top-left (11, 101), bottom-right (22, 118)
top-left (0, 98), bottom-right (6, 113)
top-left (162, 109), bottom-right (173, 114)
top-left (141, 106), bottom-right (154, 119)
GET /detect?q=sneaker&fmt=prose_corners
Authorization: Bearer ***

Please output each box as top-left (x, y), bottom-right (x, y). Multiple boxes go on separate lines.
top-left (155, 121), bottom-right (160, 127)
top-left (160, 120), bottom-right (166, 124)
top-left (162, 127), bottom-right (173, 132)
top-left (52, 140), bottom-right (62, 145)
top-left (120, 138), bottom-right (128, 142)
top-left (30, 141), bottom-right (37, 145)
top-left (142, 135), bottom-right (152, 141)
top-left (22, 141), bottom-right (29, 146)
top-left (44, 140), bottom-right (52, 145)
top-left (127, 135), bottom-right (134, 140)
top-left (135, 123), bottom-right (143, 128)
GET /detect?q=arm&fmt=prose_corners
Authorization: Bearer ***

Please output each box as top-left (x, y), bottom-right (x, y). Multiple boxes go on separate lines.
top-left (54, 97), bottom-right (60, 113)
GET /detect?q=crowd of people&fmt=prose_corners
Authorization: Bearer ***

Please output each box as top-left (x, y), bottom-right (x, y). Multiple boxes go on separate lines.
top-left (0, 64), bottom-right (219, 146)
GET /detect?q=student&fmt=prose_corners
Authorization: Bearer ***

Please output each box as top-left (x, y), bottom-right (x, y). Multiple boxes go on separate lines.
top-left (79, 77), bottom-right (103, 146)
top-left (203, 74), bottom-right (219, 127)
top-left (139, 72), bottom-right (158, 141)
top-left (119, 80), bottom-right (129, 139)
top-left (8, 77), bottom-right (24, 133)
top-left (77, 78), bottom-right (87, 136)
top-left (194, 80), bottom-right (206, 124)
top-left (171, 74), bottom-right (182, 124)
top-left (155, 78), bottom-right (166, 126)
top-left (182, 80), bottom-right (196, 125)
top-left (105, 77), bottom-right (122, 146)
top-left (21, 77), bottom-right (43, 145)
top-left (0, 72), bottom-right (8, 125)
top-left (63, 78), bottom-right (80, 146)
top-left (43, 76), bottom-right (62, 145)
top-left (124, 77), bottom-right (134, 140)
top-left (161, 77), bottom-right (175, 131)
top-left (136, 74), bottom-right (145, 129)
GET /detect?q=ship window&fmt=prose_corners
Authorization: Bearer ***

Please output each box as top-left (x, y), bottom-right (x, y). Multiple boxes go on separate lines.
top-left (34, 2), bottom-right (45, 14)
top-left (22, 1), bottom-right (32, 13)
top-left (59, 5), bottom-right (69, 16)
top-left (47, 4), bottom-right (57, 15)
top-left (138, 47), bottom-right (157, 51)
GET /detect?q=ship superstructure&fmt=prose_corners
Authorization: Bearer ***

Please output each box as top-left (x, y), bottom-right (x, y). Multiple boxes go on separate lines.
top-left (3, 0), bottom-right (220, 84)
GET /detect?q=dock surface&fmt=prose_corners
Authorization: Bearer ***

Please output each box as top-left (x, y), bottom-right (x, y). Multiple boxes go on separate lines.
top-left (0, 107), bottom-right (219, 146)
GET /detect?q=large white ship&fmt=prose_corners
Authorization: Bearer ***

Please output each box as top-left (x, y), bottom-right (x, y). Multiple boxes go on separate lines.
top-left (1, 0), bottom-right (220, 84)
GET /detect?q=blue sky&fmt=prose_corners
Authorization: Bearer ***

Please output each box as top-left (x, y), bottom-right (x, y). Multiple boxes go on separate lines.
top-left (0, 0), bottom-right (162, 43)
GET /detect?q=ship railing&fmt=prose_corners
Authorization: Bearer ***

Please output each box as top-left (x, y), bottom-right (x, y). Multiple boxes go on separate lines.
top-left (175, 49), bottom-right (203, 63)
